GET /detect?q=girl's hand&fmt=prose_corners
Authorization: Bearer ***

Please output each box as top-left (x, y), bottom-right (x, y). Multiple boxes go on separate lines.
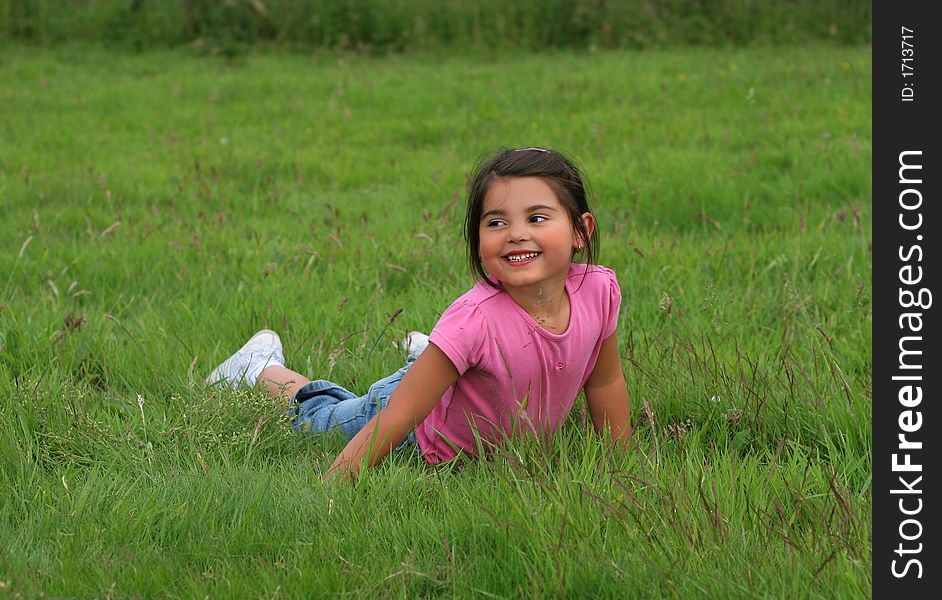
top-left (320, 465), bottom-right (352, 485)
top-left (328, 342), bottom-right (459, 477)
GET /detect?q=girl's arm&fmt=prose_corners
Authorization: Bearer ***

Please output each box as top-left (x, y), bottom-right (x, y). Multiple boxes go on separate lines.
top-left (327, 342), bottom-right (459, 480)
top-left (583, 333), bottom-right (632, 445)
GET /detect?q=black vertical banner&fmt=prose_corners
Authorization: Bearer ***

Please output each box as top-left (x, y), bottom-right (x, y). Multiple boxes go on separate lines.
top-left (873, 2), bottom-right (939, 597)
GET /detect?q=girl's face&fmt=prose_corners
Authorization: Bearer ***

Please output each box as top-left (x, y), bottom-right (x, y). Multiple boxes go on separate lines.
top-left (478, 176), bottom-right (595, 290)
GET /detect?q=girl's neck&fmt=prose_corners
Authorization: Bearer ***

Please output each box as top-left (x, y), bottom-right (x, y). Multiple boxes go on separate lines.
top-left (502, 273), bottom-right (570, 333)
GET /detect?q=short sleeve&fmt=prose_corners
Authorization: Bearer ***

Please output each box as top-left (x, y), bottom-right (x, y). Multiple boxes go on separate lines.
top-left (601, 267), bottom-right (622, 339)
top-left (428, 298), bottom-right (488, 375)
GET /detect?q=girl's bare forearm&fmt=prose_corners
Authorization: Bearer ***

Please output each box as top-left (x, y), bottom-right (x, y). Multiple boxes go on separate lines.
top-left (327, 344), bottom-right (457, 480)
top-left (327, 411), bottom-right (412, 479)
top-left (585, 379), bottom-right (632, 444)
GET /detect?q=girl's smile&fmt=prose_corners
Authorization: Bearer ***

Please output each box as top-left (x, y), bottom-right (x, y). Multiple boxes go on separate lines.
top-left (502, 250), bottom-right (542, 265)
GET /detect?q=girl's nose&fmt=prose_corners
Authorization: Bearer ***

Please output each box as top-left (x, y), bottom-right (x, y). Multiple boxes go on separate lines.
top-left (508, 225), bottom-right (530, 242)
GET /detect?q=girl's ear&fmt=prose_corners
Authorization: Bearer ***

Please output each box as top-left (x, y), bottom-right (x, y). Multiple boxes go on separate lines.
top-left (575, 212), bottom-right (596, 249)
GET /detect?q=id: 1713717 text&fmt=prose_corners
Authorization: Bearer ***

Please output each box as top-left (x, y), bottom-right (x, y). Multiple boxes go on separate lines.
top-left (901, 26), bottom-right (914, 102)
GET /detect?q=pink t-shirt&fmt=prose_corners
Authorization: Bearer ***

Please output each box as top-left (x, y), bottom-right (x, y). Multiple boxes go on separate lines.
top-left (417, 263), bottom-right (622, 464)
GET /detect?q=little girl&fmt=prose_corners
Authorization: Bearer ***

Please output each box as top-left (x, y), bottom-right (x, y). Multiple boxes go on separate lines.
top-left (207, 147), bottom-right (632, 478)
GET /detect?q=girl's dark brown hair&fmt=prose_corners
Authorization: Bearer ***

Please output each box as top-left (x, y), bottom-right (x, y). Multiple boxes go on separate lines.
top-left (463, 147), bottom-right (599, 288)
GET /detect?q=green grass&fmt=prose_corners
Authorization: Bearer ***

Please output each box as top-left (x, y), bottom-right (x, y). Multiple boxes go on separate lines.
top-left (0, 45), bottom-right (871, 597)
top-left (0, 0), bottom-right (872, 51)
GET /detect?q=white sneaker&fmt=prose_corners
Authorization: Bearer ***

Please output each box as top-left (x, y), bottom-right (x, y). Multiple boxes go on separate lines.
top-left (401, 331), bottom-right (429, 359)
top-left (206, 329), bottom-right (285, 389)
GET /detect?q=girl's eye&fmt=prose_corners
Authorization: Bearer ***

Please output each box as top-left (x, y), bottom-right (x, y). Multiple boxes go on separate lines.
top-left (486, 219), bottom-right (505, 228)
top-left (529, 215), bottom-right (548, 223)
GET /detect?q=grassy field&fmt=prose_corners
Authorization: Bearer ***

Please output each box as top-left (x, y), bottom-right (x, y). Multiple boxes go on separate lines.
top-left (0, 44), bottom-right (871, 597)
top-left (0, 0), bottom-right (872, 50)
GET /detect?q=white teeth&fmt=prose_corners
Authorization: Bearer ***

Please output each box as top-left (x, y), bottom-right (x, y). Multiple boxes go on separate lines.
top-left (506, 252), bottom-right (539, 263)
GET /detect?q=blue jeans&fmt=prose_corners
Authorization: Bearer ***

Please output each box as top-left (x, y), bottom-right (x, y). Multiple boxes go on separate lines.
top-left (290, 353), bottom-right (419, 451)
